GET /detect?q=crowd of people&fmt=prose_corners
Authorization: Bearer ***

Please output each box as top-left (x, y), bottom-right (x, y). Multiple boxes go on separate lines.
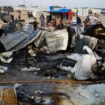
top-left (32, 13), bottom-right (67, 31)
top-left (76, 11), bottom-right (100, 34)
top-left (32, 10), bottom-right (100, 34)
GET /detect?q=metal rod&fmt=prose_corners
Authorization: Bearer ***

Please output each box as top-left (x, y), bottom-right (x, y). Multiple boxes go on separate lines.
top-left (0, 79), bottom-right (105, 84)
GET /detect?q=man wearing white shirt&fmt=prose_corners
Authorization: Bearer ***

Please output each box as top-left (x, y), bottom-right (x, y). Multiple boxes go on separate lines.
top-left (88, 13), bottom-right (98, 25)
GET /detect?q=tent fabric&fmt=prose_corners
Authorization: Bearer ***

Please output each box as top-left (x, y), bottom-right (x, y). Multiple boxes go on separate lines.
top-left (50, 6), bottom-right (70, 13)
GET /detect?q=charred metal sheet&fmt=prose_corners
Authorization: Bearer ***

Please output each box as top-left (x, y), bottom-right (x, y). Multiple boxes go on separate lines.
top-left (34, 30), bottom-right (47, 48)
top-left (46, 29), bottom-right (68, 53)
top-left (9, 30), bottom-right (41, 52)
top-left (0, 24), bottom-right (41, 52)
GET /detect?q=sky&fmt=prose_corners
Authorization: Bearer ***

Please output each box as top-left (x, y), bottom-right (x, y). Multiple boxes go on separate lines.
top-left (0, 0), bottom-right (105, 8)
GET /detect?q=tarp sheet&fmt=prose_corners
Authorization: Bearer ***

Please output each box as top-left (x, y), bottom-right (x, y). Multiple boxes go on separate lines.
top-left (50, 6), bottom-right (70, 13)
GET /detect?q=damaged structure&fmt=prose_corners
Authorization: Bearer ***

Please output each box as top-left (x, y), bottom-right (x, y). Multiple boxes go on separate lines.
top-left (0, 5), bottom-right (105, 105)
top-left (0, 13), bottom-right (105, 80)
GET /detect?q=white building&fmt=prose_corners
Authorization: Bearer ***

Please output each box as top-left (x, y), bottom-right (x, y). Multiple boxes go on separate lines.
top-left (73, 7), bottom-right (102, 17)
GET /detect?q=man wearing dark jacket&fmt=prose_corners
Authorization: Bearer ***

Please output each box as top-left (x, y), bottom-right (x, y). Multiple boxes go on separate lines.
top-left (76, 15), bottom-right (82, 34)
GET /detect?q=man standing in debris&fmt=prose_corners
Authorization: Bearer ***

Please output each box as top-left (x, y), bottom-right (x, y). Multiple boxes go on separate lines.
top-left (52, 19), bottom-right (57, 28)
top-left (88, 11), bottom-right (98, 25)
top-left (18, 11), bottom-right (21, 20)
top-left (67, 26), bottom-right (76, 50)
top-left (56, 19), bottom-right (65, 30)
top-left (76, 15), bottom-right (82, 34)
top-left (33, 18), bottom-right (39, 30)
top-left (40, 14), bottom-right (45, 28)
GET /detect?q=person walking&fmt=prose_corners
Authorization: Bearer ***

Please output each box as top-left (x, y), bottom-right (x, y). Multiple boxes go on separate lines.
top-left (76, 15), bottom-right (82, 34)
top-left (40, 14), bottom-right (45, 28)
top-left (33, 18), bottom-right (39, 30)
top-left (18, 11), bottom-right (21, 20)
top-left (56, 19), bottom-right (65, 30)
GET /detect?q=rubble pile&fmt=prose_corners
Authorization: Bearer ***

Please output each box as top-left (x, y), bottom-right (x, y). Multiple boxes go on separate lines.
top-left (0, 15), bottom-right (105, 80)
top-left (0, 83), bottom-right (105, 105)
top-left (0, 9), bottom-right (105, 105)
top-left (8, 23), bottom-right (105, 80)
top-left (83, 22), bottom-right (105, 79)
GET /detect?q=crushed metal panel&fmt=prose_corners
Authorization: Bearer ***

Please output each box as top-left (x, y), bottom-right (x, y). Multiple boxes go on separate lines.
top-left (46, 29), bottom-right (68, 53)
top-left (0, 29), bottom-right (41, 52)
top-left (0, 31), bottom-right (29, 51)
top-left (22, 23), bottom-right (34, 34)
top-left (34, 30), bottom-right (47, 48)
top-left (9, 29), bottom-right (41, 52)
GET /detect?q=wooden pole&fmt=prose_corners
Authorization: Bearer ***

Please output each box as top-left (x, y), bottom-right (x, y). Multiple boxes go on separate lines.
top-left (0, 79), bottom-right (105, 84)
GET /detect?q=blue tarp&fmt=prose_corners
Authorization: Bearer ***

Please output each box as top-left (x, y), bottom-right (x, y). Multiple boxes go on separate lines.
top-left (50, 6), bottom-right (70, 13)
